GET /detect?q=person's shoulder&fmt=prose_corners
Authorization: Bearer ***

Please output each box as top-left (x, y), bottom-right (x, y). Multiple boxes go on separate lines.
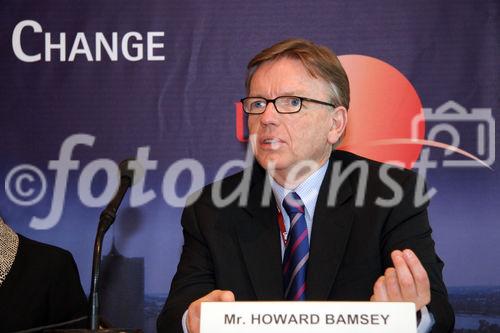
top-left (17, 235), bottom-right (75, 265)
top-left (188, 162), bottom-right (265, 204)
top-left (332, 149), bottom-right (417, 184)
top-left (6, 235), bottom-right (81, 291)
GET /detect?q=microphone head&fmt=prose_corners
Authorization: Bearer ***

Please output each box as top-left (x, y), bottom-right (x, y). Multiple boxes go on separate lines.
top-left (118, 159), bottom-right (145, 186)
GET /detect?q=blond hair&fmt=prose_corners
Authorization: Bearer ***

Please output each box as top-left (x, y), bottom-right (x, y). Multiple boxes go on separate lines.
top-left (246, 38), bottom-right (350, 109)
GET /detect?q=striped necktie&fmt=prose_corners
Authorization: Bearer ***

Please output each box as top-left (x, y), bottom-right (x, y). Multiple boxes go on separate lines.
top-left (282, 192), bottom-right (309, 300)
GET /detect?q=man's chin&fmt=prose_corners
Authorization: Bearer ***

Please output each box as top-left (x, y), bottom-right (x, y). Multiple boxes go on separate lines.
top-left (255, 155), bottom-right (285, 170)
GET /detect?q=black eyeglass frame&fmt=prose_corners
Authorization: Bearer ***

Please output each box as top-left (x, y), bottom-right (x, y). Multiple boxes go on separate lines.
top-left (240, 96), bottom-right (337, 114)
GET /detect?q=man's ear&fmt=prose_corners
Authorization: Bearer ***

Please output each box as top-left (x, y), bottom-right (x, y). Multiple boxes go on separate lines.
top-left (327, 106), bottom-right (348, 145)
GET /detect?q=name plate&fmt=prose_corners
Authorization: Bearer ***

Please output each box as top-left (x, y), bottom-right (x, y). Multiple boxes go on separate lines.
top-left (200, 301), bottom-right (416, 333)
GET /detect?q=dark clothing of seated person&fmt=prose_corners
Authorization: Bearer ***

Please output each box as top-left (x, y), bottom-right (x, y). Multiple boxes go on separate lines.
top-left (0, 217), bottom-right (88, 332)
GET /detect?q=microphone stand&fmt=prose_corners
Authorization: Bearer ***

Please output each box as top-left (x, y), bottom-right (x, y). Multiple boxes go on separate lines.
top-left (89, 176), bottom-right (131, 330)
top-left (46, 159), bottom-right (143, 332)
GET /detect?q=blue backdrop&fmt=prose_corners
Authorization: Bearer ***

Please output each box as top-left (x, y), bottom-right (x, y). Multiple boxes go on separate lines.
top-left (0, 1), bottom-right (498, 332)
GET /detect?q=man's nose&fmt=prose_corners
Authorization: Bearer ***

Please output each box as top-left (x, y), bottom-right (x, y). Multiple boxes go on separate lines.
top-left (259, 101), bottom-right (280, 126)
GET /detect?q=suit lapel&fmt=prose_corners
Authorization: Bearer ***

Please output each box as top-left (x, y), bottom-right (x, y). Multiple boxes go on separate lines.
top-left (306, 152), bottom-right (355, 300)
top-left (235, 152), bottom-right (357, 300)
top-left (235, 165), bottom-right (284, 300)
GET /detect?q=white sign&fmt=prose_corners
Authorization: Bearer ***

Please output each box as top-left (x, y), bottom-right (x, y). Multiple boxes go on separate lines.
top-left (200, 301), bottom-right (416, 333)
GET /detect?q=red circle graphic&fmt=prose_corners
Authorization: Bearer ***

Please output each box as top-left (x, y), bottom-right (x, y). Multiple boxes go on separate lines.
top-left (337, 55), bottom-right (425, 168)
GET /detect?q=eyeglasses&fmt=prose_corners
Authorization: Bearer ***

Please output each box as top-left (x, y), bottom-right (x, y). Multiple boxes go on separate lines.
top-left (240, 96), bottom-right (337, 114)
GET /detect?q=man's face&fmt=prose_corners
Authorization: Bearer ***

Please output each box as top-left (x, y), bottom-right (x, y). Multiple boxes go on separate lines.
top-left (247, 57), bottom-right (346, 184)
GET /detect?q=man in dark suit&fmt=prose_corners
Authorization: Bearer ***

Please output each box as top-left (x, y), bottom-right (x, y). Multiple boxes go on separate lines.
top-left (157, 38), bottom-right (454, 333)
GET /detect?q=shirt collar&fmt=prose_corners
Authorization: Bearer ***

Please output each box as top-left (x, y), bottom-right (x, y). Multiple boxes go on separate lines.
top-left (269, 161), bottom-right (329, 221)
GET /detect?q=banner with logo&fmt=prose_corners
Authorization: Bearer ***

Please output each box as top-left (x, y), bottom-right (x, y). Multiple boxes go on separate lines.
top-left (0, 1), bottom-right (498, 332)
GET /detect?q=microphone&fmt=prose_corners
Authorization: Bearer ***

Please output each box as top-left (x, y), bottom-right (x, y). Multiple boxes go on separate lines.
top-left (89, 159), bottom-right (143, 330)
top-left (98, 161), bottom-right (136, 233)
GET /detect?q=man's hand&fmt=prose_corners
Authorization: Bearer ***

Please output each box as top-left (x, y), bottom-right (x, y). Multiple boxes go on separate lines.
top-left (187, 290), bottom-right (235, 333)
top-left (370, 249), bottom-right (431, 310)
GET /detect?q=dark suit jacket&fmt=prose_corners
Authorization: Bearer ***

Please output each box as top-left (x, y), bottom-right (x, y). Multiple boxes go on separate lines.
top-left (157, 150), bottom-right (454, 333)
top-left (0, 235), bottom-right (88, 332)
